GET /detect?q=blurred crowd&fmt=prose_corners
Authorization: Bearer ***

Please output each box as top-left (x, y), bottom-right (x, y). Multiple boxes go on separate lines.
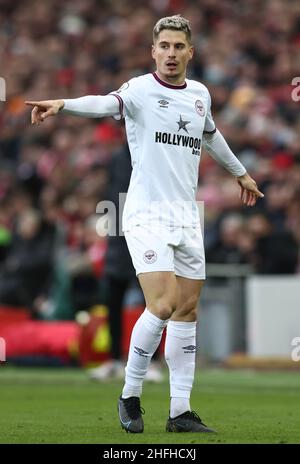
top-left (1, 0), bottom-right (300, 318)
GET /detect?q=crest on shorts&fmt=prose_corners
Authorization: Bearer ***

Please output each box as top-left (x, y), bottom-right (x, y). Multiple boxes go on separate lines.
top-left (143, 250), bottom-right (157, 264)
top-left (195, 100), bottom-right (205, 116)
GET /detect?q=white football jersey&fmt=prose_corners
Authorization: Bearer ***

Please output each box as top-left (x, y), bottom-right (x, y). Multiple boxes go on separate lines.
top-left (110, 72), bottom-right (216, 231)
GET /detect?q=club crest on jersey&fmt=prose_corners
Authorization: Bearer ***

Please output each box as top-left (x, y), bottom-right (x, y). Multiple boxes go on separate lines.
top-left (143, 250), bottom-right (157, 264)
top-left (195, 100), bottom-right (205, 116)
top-left (158, 99), bottom-right (169, 108)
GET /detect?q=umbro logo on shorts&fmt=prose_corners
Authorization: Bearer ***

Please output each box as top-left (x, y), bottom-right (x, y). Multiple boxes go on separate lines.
top-left (182, 345), bottom-right (196, 353)
top-left (143, 250), bottom-right (157, 264)
top-left (158, 99), bottom-right (169, 108)
top-left (134, 346), bottom-right (149, 357)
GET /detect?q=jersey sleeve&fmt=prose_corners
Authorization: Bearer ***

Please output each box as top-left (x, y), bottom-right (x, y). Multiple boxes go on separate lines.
top-left (110, 78), bottom-right (142, 120)
top-left (204, 90), bottom-right (216, 134)
top-left (62, 95), bottom-right (120, 118)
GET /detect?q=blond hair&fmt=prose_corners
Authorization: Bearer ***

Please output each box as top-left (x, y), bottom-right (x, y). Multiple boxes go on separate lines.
top-left (153, 15), bottom-right (192, 43)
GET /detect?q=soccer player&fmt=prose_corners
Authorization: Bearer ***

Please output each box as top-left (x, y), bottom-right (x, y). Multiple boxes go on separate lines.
top-left (26, 15), bottom-right (264, 434)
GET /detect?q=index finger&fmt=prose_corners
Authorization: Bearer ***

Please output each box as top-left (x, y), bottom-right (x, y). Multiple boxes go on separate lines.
top-left (25, 101), bottom-right (46, 108)
top-left (253, 187), bottom-right (264, 198)
top-left (249, 178), bottom-right (264, 198)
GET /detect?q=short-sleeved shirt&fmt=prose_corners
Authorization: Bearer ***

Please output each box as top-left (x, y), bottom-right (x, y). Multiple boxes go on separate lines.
top-left (110, 72), bottom-right (216, 231)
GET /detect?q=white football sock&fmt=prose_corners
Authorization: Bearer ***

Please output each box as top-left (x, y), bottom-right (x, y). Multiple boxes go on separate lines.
top-left (122, 308), bottom-right (168, 398)
top-left (170, 397), bottom-right (191, 418)
top-left (165, 320), bottom-right (197, 418)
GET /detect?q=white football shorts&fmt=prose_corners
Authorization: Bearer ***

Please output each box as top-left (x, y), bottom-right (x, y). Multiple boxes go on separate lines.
top-left (124, 224), bottom-right (205, 279)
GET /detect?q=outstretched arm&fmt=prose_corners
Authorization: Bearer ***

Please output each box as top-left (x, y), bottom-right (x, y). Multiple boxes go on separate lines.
top-left (203, 129), bottom-right (264, 206)
top-left (25, 95), bottom-right (120, 124)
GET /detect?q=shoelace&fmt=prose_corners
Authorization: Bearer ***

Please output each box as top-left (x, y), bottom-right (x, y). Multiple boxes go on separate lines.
top-left (124, 397), bottom-right (145, 420)
top-left (188, 411), bottom-right (207, 426)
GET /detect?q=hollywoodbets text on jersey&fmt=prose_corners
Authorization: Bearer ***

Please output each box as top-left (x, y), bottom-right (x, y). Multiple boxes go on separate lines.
top-left (155, 131), bottom-right (201, 156)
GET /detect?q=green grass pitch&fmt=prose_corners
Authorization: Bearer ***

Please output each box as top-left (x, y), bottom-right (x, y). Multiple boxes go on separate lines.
top-left (0, 365), bottom-right (300, 444)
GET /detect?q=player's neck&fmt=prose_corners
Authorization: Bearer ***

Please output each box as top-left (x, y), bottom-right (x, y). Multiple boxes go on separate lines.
top-left (154, 70), bottom-right (186, 87)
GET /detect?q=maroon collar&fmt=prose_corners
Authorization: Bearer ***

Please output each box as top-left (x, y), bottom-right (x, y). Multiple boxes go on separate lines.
top-left (152, 72), bottom-right (187, 89)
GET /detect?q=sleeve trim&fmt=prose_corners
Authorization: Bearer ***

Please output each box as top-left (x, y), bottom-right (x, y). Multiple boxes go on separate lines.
top-left (110, 93), bottom-right (124, 119)
top-left (203, 127), bottom-right (217, 135)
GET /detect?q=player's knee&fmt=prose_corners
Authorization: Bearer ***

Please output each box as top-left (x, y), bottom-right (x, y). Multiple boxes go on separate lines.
top-left (148, 299), bottom-right (175, 320)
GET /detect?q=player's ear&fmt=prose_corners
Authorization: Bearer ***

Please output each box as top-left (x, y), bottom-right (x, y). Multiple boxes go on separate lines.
top-left (189, 45), bottom-right (194, 60)
top-left (151, 44), bottom-right (156, 59)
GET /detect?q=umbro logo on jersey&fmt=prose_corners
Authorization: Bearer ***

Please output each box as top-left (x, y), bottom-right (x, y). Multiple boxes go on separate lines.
top-left (158, 99), bottom-right (169, 108)
top-left (182, 345), bottom-right (196, 353)
top-left (134, 346), bottom-right (149, 357)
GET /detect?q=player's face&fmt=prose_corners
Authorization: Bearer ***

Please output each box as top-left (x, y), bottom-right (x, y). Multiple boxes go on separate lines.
top-left (152, 30), bottom-right (194, 85)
